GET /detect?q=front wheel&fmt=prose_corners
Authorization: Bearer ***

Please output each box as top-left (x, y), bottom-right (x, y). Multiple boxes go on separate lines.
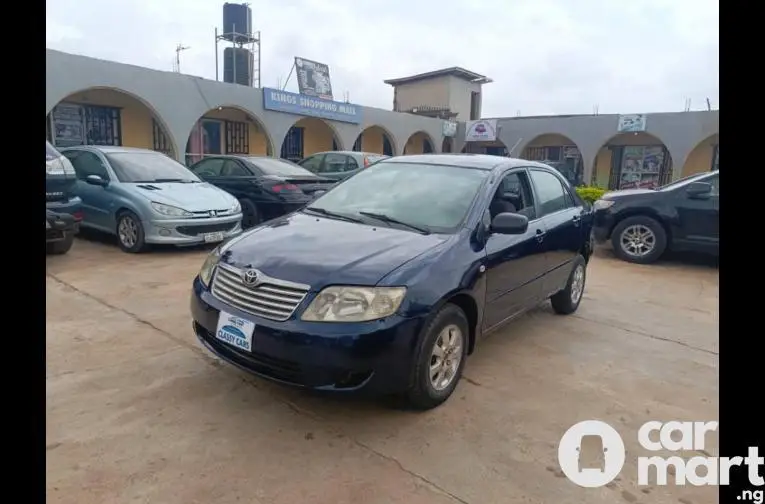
top-left (116, 211), bottom-right (148, 253)
top-left (240, 198), bottom-right (261, 229)
top-left (405, 304), bottom-right (469, 410)
top-left (550, 255), bottom-right (587, 315)
top-left (611, 215), bottom-right (667, 264)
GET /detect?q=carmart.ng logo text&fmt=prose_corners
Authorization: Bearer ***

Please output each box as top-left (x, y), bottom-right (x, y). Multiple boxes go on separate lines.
top-left (558, 420), bottom-right (763, 501)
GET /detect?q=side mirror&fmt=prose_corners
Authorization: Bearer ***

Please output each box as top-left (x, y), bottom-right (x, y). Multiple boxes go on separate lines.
top-left (686, 182), bottom-right (712, 199)
top-left (491, 212), bottom-right (529, 235)
top-left (85, 174), bottom-right (108, 187)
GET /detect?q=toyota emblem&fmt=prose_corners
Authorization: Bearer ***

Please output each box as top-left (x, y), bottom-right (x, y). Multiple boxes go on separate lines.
top-left (242, 269), bottom-right (260, 287)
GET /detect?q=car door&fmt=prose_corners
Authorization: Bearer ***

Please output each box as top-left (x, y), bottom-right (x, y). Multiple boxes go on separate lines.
top-left (213, 159), bottom-right (257, 199)
top-left (320, 153), bottom-right (352, 181)
top-left (527, 168), bottom-right (585, 297)
top-left (298, 154), bottom-right (325, 176)
top-left (483, 168), bottom-right (549, 330)
top-left (672, 173), bottom-right (719, 252)
top-left (63, 150), bottom-right (115, 231)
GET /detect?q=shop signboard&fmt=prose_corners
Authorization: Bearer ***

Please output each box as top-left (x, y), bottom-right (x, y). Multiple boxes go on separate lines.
top-left (262, 88), bottom-right (362, 124)
top-left (294, 57), bottom-right (333, 100)
top-left (465, 119), bottom-right (498, 142)
top-left (442, 120), bottom-right (457, 137)
top-left (617, 114), bottom-right (647, 132)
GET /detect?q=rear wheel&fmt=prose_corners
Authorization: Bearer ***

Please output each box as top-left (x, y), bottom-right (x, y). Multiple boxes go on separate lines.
top-left (405, 304), bottom-right (469, 410)
top-left (46, 231), bottom-right (74, 255)
top-left (240, 198), bottom-right (261, 229)
top-left (116, 211), bottom-right (147, 253)
top-left (611, 215), bottom-right (667, 264)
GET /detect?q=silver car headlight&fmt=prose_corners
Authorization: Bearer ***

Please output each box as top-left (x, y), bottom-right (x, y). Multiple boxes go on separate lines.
top-left (301, 286), bottom-right (407, 322)
top-left (151, 201), bottom-right (193, 217)
top-left (592, 199), bottom-right (615, 211)
top-left (198, 247), bottom-right (222, 288)
top-left (230, 200), bottom-right (241, 214)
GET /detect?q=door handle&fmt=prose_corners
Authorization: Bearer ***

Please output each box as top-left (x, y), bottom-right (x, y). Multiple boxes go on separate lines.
top-left (535, 229), bottom-right (545, 243)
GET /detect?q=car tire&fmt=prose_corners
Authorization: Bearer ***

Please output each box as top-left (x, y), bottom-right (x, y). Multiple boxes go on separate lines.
top-left (240, 198), bottom-right (261, 229)
top-left (116, 210), bottom-right (148, 253)
top-left (46, 231), bottom-right (75, 255)
top-left (611, 215), bottom-right (667, 264)
top-left (550, 255), bottom-right (587, 315)
top-left (405, 303), bottom-right (469, 410)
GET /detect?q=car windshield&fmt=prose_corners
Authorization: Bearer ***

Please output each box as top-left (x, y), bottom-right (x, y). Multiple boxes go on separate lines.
top-left (657, 172), bottom-right (713, 191)
top-left (247, 157), bottom-right (316, 177)
top-left (46, 141), bottom-right (61, 161)
top-left (106, 151), bottom-right (200, 183)
top-left (306, 162), bottom-right (489, 233)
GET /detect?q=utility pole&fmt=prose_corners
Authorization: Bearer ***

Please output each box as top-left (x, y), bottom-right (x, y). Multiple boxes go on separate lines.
top-left (174, 43), bottom-right (190, 73)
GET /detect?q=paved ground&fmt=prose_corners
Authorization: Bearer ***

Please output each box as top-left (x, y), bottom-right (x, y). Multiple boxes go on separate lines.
top-left (46, 235), bottom-right (719, 504)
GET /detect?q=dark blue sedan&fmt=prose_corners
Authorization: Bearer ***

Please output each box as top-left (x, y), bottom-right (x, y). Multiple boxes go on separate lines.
top-left (190, 154), bottom-right (594, 409)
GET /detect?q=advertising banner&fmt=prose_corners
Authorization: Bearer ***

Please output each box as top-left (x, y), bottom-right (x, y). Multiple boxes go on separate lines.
top-left (294, 57), bottom-right (333, 100)
top-left (465, 119), bottom-right (498, 142)
top-left (262, 88), bottom-right (361, 124)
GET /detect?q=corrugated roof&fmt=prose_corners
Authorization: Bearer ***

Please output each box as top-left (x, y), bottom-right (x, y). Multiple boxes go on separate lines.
top-left (384, 67), bottom-right (492, 86)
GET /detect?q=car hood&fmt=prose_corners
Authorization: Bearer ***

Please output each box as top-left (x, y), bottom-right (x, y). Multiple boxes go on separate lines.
top-left (220, 212), bottom-right (448, 289)
top-left (603, 188), bottom-right (655, 199)
top-left (127, 181), bottom-right (236, 211)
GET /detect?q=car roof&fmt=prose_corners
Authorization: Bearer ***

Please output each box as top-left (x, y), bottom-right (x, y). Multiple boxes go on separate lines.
top-left (383, 154), bottom-right (554, 172)
top-left (311, 151), bottom-right (388, 157)
top-left (59, 145), bottom-right (155, 154)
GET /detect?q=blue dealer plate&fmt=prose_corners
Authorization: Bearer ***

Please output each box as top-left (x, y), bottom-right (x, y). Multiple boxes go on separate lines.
top-left (215, 311), bottom-right (256, 352)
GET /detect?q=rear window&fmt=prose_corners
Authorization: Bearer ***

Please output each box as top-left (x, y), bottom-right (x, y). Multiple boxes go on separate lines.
top-left (46, 141), bottom-right (62, 161)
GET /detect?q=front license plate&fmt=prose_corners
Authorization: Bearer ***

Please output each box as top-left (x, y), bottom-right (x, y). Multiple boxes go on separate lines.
top-left (203, 231), bottom-right (225, 243)
top-left (215, 311), bottom-right (255, 352)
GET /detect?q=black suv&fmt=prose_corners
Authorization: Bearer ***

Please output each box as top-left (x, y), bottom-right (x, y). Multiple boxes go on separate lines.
top-left (592, 171), bottom-right (719, 264)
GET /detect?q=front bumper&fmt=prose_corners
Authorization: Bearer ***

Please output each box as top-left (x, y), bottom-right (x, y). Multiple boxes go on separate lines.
top-left (190, 276), bottom-right (424, 394)
top-left (144, 213), bottom-right (243, 245)
top-left (592, 210), bottom-right (616, 243)
top-left (46, 211), bottom-right (78, 242)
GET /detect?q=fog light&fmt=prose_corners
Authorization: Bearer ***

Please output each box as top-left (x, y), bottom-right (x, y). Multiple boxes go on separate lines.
top-left (158, 228), bottom-right (171, 236)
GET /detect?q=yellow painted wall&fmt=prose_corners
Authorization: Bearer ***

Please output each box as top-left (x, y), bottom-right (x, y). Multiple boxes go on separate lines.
top-left (593, 149), bottom-right (612, 187)
top-left (359, 126), bottom-right (386, 154)
top-left (201, 108), bottom-right (270, 155)
top-left (405, 132), bottom-right (431, 154)
top-left (57, 89), bottom-right (156, 151)
top-left (682, 134), bottom-right (718, 176)
top-left (525, 134), bottom-right (576, 148)
top-left (295, 118), bottom-right (336, 155)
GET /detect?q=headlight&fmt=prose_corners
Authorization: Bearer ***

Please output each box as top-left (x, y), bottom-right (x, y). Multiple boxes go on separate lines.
top-left (230, 200), bottom-right (241, 213)
top-left (301, 286), bottom-right (407, 322)
top-left (592, 199), bottom-right (615, 211)
top-left (151, 201), bottom-right (193, 217)
top-left (198, 247), bottom-right (221, 288)
top-left (61, 157), bottom-right (76, 175)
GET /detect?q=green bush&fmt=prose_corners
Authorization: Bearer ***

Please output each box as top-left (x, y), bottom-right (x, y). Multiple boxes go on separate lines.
top-left (575, 185), bottom-right (607, 204)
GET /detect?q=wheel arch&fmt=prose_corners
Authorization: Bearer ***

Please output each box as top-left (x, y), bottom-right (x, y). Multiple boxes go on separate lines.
top-left (608, 208), bottom-right (673, 244)
top-left (431, 291), bottom-right (480, 356)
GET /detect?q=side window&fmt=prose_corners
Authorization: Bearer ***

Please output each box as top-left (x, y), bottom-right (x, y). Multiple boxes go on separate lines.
top-left (65, 151), bottom-right (109, 180)
top-left (529, 169), bottom-right (572, 217)
top-left (191, 158), bottom-right (225, 177)
top-left (489, 170), bottom-right (537, 220)
top-left (347, 156), bottom-right (359, 171)
top-left (299, 155), bottom-right (323, 173)
top-left (221, 160), bottom-right (250, 176)
top-left (324, 153), bottom-right (349, 173)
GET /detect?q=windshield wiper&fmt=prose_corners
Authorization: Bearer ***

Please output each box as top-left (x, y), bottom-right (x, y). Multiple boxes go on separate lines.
top-left (358, 211), bottom-right (430, 234)
top-left (150, 178), bottom-right (198, 183)
top-left (304, 206), bottom-right (364, 223)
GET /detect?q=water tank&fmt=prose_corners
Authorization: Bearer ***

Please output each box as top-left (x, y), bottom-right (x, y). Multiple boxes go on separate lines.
top-left (223, 47), bottom-right (253, 86)
top-left (222, 3), bottom-right (252, 43)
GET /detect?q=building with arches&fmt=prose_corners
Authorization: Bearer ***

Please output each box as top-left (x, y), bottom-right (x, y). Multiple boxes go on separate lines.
top-left (46, 49), bottom-right (718, 190)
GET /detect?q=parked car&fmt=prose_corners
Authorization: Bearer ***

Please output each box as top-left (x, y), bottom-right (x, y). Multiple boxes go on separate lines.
top-left (190, 154), bottom-right (593, 409)
top-left (46, 209), bottom-right (79, 255)
top-left (188, 155), bottom-right (336, 229)
top-left (592, 170), bottom-right (719, 264)
top-left (59, 146), bottom-right (243, 253)
top-left (46, 141), bottom-right (82, 253)
top-left (298, 151), bottom-right (389, 181)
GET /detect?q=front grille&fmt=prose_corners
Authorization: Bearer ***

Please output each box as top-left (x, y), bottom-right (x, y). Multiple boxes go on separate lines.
top-left (211, 264), bottom-right (310, 321)
top-left (177, 222), bottom-right (238, 236)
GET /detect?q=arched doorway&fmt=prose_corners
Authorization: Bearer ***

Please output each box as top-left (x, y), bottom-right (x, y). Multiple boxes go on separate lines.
top-left (522, 134), bottom-right (584, 186)
top-left (46, 87), bottom-right (176, 158)
top-left (462, 139), bottom-right (508, 156)
top-left (281, 117), bottom-right (342, 163)
top-left (352, 125), bottom-right (395, 156)
top-left (185, 105), bottom-right (272, 166)
top-left (403, 131), bottom-right (435, 154)
top-left (592, 132), bottom-right (673, 190)
top-left (441, 137), bottom-right (453, 153)
top-left (682, 134), bottom-right (719, 176)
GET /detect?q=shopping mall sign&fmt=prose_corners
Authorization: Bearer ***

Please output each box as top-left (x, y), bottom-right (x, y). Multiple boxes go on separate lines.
top-left (262, 88), bottom-right (362, 124)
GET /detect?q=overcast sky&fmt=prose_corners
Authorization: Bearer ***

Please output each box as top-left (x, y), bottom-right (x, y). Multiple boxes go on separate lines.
top-left (46, 0), bottom-right (718, 117)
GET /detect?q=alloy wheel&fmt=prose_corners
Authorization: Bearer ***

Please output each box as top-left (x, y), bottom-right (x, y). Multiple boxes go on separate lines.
top-left (429, 324), bottom-right (464, 391)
